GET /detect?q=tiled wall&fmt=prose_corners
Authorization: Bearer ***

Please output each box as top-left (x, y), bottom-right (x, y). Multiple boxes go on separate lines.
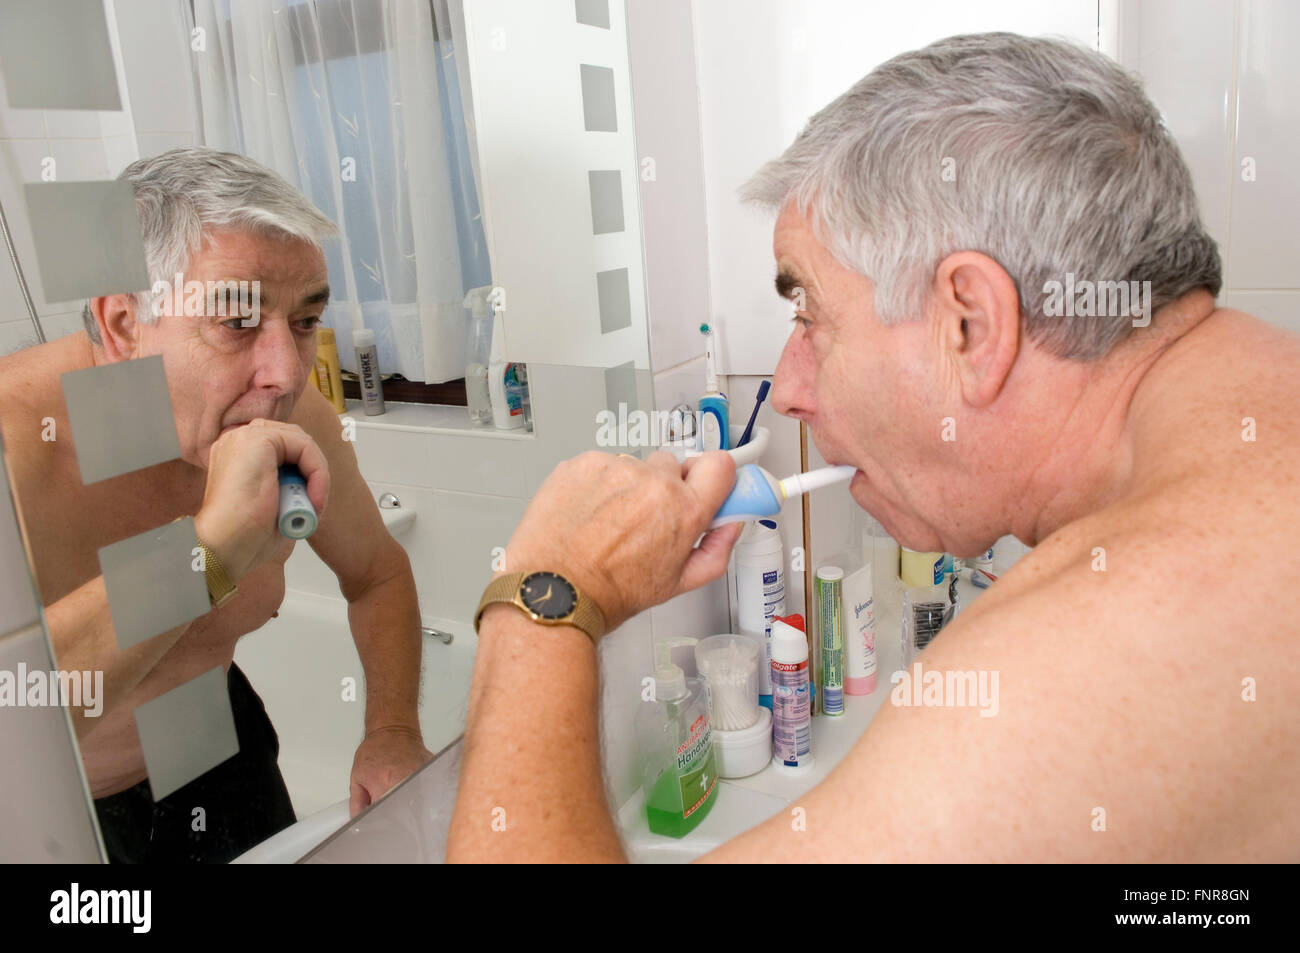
top-left (0, 0), bottom-right (194, 356)
top-left (1119, 0), bottom-right (1300, 333)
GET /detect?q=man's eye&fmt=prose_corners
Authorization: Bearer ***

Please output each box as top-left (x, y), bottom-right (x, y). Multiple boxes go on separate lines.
top-left (221, 318), bottom-right (249, 330)
top-left (295, 316), bottom-right (322, 332)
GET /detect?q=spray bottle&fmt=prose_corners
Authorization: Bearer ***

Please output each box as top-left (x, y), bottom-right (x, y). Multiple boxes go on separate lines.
top-left (487, 297), bottom-right (524, 430)
top-left (463, 286), bottom-right (494, 426)
top-left (770, 614), bottom-right (813, 773)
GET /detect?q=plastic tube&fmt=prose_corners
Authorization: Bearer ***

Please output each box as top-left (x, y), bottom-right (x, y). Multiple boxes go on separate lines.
top-left (817, 567), bottom-right (844, 716)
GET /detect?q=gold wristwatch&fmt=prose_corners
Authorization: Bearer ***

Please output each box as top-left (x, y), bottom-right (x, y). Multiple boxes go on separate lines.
top-left (195, 537), bottom-right (238, 609)
top-left (474, 571), bottom-right (606, 645)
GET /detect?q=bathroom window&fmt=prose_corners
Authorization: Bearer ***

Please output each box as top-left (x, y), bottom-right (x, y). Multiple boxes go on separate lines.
top-left (190, 0), bottom-right (490, 403)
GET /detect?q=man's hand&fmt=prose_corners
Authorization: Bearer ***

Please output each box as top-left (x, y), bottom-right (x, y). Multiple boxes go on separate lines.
top-left (502, 450), bottom-right (744, 631)
top-left (349, 726), bottom-right (433, 817)
top-left (193, 419), bottom-right (330, 582)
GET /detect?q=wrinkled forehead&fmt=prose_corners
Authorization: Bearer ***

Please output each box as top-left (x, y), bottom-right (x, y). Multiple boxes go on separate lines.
top-left (187, 226), bottom-right (327, 283)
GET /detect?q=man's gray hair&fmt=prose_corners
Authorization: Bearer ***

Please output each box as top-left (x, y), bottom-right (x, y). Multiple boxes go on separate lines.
top-left (83, 147), bottom-right (337, 343)
top-left (741, 32), bottom-right (1222, 360)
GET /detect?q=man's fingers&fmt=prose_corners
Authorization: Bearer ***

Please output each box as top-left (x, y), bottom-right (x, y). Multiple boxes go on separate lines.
top-left (349, 780), bottom-right (371, 819)
top-left (644, 448), bottom-right (680, 475)
top-left (249, 419), bottom-right (330, 514)
top-left (678, 522), bottom-right (744, 594)
top-left (682, 450), bottom-right (737, 526)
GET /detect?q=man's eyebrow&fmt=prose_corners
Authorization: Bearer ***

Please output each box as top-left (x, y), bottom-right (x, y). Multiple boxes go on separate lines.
top-left (299, 285), bottom-right (330, 307)
top-left (775, 268), bottom-right (808, 302)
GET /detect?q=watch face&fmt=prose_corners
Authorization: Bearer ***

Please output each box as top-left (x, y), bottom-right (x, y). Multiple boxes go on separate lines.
top-left (520, 572), bottom-right (578, 620)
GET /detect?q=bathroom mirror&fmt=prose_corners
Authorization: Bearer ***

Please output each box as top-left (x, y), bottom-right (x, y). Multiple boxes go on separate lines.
top-left (0, 0), bottom-right (655, 862)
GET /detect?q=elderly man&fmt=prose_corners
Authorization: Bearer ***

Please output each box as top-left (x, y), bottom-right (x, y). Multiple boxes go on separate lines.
top-left (446, 33), bottom-right (1300, 862)
top-left (0, 148), bottom-right (430, 862)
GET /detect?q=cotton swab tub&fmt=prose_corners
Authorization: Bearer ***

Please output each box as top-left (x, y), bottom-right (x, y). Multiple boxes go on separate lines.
top-left (695, 635), bottom-right (761, 731)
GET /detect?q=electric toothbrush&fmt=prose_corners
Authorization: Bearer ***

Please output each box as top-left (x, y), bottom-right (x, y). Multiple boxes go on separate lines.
top-left (698, 323), bottom-right (730, 451)
top-left (711, 463), bottom-right (856, 528)
top-left (278, 464), bottom-right (318, 539)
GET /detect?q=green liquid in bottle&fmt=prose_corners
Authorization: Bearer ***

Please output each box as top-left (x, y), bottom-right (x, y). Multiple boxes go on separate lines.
top-left (644, 758), bottom-right (718, 838)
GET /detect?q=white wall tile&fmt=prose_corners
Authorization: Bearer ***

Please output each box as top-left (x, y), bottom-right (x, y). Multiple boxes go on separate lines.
top-left (651, 355), bottom-right (707, 415)
top-left (649, 579), bottom-right (730, 644)
top-left (102, 132), bottom-right (140, 177)
top-left (1227, 0), bottom-right (1300, 289)
top-left (598, 608), bottom-right (654, 808)
top-left (36, 311), bottom-right (86, 340)
top-left (427, 433), bottom-right (531, 498)
top-left (627, 0), bottom-right (714, 373)
top-left (0, 65), bottom-right (47, 138)
top-left (112, 0), bottom-right (197, 135)
top-left (48, 138), bottom-right (110, 182)
top-left (0, 238), bottom-right (27, 320)
top-left (0, 317), bottom-right (42, 356)
top-left (352, 425), bottom-right (433, 487)
top-left (42, 109), bottom-right (104, 140)
top-left (429, 490), bottom-right (527, 625)
top-left (1119, 0), bottom-right (1235, 260)
top-left (136, 131), bottom-right (194, 158)
top-left (0, 138), bottom-right (83, 315)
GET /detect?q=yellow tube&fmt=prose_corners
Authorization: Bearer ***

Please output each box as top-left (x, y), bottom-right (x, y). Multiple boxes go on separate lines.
top-left (314, 327), bottom-right (346, 414)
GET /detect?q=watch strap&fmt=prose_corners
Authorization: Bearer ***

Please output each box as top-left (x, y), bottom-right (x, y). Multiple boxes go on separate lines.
top-left (196, 537), bottom-right (238, 609)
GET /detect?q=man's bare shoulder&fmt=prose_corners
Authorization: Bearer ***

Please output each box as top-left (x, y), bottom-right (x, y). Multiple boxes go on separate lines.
top-left (287, 382), bottom-right (352, 457)
top-left (0, 338), bottom-right (81, 473)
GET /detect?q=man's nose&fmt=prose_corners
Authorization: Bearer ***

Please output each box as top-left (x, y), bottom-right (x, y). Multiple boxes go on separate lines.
top-left (253, 320), bottom-right (305, 393)
top-left (770, 327), bottom-right (815, 420)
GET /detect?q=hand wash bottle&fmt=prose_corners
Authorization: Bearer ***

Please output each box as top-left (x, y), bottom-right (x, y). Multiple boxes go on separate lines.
top-left (635, 664), bottom-right (719, 837)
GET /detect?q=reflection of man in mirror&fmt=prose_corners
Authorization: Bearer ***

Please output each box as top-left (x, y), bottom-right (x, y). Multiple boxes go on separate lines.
top-left (0, 148), bottom-right (431, 862)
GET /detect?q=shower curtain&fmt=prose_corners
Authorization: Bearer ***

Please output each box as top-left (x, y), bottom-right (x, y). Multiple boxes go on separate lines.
top-left (190, 0), bottom-right (491, 383)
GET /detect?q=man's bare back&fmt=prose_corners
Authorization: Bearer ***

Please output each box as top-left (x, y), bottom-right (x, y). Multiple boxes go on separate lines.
top-left (0, 333), bottom-right (292, 797)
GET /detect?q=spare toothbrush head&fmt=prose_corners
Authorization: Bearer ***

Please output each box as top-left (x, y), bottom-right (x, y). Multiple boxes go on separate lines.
top-left (699, 323), bottom-right (711, 335)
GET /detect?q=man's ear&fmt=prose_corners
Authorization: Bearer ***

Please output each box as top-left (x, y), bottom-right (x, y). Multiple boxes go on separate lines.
top-left (90, 293), bottom-right (142, 362)
top-left (932, 251), bottom-right (1020, 408)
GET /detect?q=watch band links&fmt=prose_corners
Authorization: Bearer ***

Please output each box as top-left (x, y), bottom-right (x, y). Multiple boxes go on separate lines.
top-left (196, 538), bottom-right (238, 609)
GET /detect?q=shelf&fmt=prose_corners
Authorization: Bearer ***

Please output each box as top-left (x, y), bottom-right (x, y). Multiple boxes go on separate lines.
top-left (341, 399), bottom-right (535, 440)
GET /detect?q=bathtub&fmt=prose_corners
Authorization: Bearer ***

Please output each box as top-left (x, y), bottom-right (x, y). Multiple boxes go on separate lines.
top-left (230, 587), bottom-right (477, 838)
